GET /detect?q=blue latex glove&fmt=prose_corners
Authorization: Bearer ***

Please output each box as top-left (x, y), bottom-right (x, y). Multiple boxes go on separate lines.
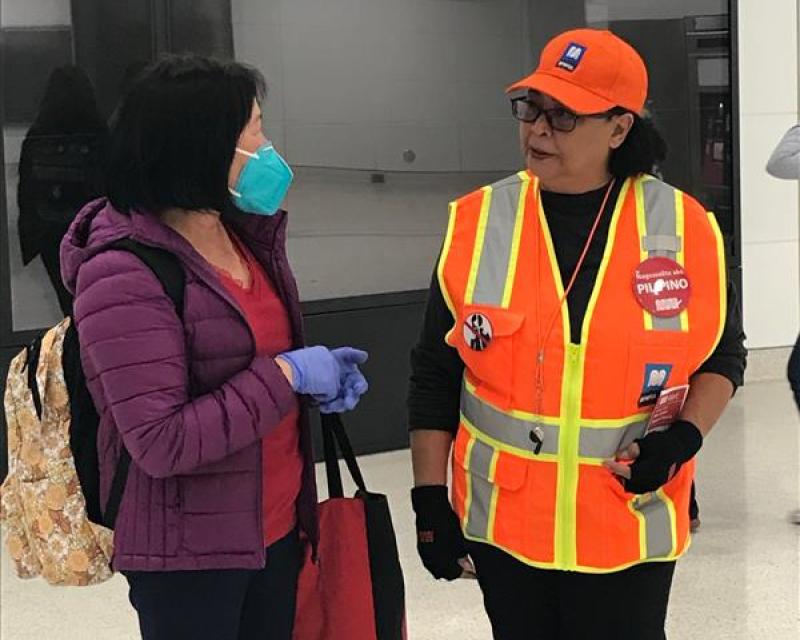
top-left (277, 346), bottom-right (340, 400)
top-left (319, 348), bottom-right (369, 414)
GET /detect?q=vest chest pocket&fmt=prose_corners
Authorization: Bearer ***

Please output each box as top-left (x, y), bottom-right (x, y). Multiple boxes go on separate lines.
top-left (623, 340), bottom-right (690, 417)
top-left (453, 305), bottom-right (524, 409)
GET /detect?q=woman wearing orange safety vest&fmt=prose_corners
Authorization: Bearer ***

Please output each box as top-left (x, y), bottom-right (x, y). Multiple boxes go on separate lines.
top-left (407, 29), bottom-right (746, 639)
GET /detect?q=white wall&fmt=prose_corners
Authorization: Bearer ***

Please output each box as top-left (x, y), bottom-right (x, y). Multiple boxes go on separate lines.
top-left (586, 0), bottom-right (726, 22)
top-left (738, 0), bottom-right (800, 349)
top-left (232, 0), bottom-right (525, 172)
top-left (0, 0), bottom-right (71, 27)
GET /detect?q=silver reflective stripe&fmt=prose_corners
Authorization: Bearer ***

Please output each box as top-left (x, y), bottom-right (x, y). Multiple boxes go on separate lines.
top-left (472, 176), bottom-right (523, 306)
top-left (578, 420), bottom-right (648, 458)
top-left (642, 179), bottom-right (678, 259)
top-left (641, 179), bottom-right (683, 332)
top-left (461, 388), bottom-right (560, 456)
top-left (642, 235), bottom-right (682, 253)
top-left (466, 439), bottom-right (495, 539)
top-left (633, 493), bottom-right (673, 559)
top-left (653, 314), bottom-right (682, 331)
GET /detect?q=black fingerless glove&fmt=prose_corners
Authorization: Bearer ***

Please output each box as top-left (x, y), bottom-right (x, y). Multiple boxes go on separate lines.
top-left (625, 420), bottom-right (703, 495)
top-left (411, 485), bottom-right (467, 581)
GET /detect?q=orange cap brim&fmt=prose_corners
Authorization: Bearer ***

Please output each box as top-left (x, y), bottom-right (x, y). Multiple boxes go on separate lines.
top-left (507, 71), bottom-right (617, 115)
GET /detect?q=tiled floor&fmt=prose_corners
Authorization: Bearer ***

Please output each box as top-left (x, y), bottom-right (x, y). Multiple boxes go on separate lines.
top-left (2, 381), bottom-right (799, 639)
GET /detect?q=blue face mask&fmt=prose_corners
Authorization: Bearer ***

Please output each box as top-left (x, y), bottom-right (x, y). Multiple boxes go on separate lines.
top-left (229, 143), bottom-right (294, 216)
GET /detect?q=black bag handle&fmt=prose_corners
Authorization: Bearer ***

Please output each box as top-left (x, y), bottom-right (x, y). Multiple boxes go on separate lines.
top-left (321, 413), bottom-right (368, 499)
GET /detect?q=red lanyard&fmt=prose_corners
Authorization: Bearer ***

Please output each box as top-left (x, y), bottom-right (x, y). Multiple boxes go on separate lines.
top-left (534, 179), bottom-right (616, 404)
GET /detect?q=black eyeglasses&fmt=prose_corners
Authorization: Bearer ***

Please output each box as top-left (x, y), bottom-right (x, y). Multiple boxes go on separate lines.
top-left (511, 97), bottom-right (614, 133)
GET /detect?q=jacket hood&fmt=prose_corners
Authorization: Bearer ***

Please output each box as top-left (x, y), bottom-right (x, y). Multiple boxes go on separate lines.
top-left (60, 198), bottom-right (133, 294)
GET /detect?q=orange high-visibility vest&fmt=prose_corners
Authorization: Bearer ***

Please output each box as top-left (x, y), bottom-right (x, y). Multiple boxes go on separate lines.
top-left (439, 172), bottom-right (726, 573)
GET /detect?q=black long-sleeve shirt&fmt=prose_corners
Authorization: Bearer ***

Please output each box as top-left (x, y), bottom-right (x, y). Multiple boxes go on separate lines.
top-left (408, 182), bottom-right (748, 433)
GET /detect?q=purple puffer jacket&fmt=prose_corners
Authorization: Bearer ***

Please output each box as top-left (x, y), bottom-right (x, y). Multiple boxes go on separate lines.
top-left (61, 199), bottom-right (319, 571)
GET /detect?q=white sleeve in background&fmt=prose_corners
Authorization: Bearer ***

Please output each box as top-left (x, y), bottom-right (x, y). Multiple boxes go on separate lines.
top-left (766, 125), bottom-right (800, 179)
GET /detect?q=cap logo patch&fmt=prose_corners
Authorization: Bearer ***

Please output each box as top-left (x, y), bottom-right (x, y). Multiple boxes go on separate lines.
top-left (557, 43), bottom-right (587, 72)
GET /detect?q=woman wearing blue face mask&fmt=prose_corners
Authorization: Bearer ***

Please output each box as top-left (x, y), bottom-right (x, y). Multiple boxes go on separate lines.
top-left (61, 55), bottom-right (368, 639)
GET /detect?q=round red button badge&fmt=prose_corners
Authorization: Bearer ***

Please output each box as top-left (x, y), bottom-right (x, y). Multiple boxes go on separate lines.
top-left (632, 257), bottom-right (691, 318)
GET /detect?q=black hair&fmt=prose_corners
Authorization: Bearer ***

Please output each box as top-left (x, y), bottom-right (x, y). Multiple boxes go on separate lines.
top-left (29, 66), bottom-right (107, 136)
top-left (105, 54), bottom-right (266, 214)
top-left (608, 108), bottom-right (668, 179)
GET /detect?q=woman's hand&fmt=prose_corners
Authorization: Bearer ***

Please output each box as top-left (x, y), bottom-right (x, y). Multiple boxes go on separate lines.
top-left (603, 420), bottom-right (702, 494)
top-left (276, 346), bottom-right (341, 400)
top-left (319, 347), bottom-right (369, 414)
top-left (411, 485), bottom-right (475, 581)
top-left (276, 346), bottom-right (369, 413)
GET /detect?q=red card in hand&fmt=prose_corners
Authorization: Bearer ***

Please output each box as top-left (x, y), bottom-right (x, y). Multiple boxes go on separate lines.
top-left (645, 385), bottom-right (689, 435)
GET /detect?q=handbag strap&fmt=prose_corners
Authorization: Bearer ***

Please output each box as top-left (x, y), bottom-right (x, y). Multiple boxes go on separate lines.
top-left (321, 413), bottom-right (368, 499)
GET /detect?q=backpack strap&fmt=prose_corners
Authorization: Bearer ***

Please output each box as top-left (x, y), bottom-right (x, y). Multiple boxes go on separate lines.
top-left (110, 238), bottom-right (185, 318)
top-left (25, 338), bottom-right (44, 420)
top-left (101, 239), bottom-right (186, 528)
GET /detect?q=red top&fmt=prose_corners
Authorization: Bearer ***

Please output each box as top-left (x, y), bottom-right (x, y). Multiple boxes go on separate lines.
top-left (216, 233), bottom-right (303, 547)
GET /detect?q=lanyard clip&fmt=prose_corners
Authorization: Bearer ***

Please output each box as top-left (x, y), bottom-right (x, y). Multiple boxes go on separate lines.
top-left (529, 426), bottom-right (545, 455)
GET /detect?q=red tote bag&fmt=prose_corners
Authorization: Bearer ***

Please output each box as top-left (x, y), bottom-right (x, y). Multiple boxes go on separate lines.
top-left (293, 413), bottom-right (407, 640)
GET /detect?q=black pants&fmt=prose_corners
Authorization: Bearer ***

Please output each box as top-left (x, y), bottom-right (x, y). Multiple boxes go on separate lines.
top-left (468, 542), bottom-right (676, 640)
top-left (124, 531), bottom-right (301, 640)
top-left (789, 333), bottom-right (800, 410)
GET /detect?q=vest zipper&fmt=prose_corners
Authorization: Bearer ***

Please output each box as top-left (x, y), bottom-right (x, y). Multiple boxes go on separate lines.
top-left (556, 343), bottom-right (582, 570)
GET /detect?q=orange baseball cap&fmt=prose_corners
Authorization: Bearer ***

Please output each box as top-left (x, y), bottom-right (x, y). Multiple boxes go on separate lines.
top-left (507, 29), bottom-right (648, 116)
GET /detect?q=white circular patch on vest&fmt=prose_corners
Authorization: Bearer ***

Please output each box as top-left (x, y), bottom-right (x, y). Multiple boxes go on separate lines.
top-left (463, 313), bottom-right (493, 351)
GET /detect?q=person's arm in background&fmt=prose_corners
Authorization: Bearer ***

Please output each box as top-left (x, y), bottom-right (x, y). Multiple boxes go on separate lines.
top-left (767, 125), bottom-right (800, 179)
top-left (408, 270), bottom-right (475, 580)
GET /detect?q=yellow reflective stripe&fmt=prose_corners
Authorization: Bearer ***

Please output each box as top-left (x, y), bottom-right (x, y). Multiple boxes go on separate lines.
top-left (460, 414), bottom-right (559, 462)
top-left (463, 379), bottom-right (560, 425)
top-left (633, 178), bottom-right (653, 331)
top-left (461, 534), bottom-right (690, 574)
top-left (628, 489), bottom-right (679, 561)
top-left (461, 534), bottom-right (560, 570)
top-left (461, 436), bottom-right (477, 529)
top-left (537, 176), bottom-right (577, 569)
top-left (486, 450), bottom-right (501, 541)
top-left (579, 456), bottom-right (610, 466)
top-left (703, 211), bottom-right (728, 361)
top-left (675, 192), bottom-right (686, 266)
top-left (554, 344), bottom-right (582, 570)
top-left (488, 448), bottom-right (499, 481)
top-left (580, 178), bottom-right (631, 345)
top-left (627, 497), bottom-right (648, 560)
top-left (537, 191), bottom-right (569, 310)
top-left (675, 190), bottom-right (689, 332)
top-left (463, 530), bottom-right (690, 574)
top-left (573, 555), bottom-right (685, 573)
top-left (552, 181), bottom-right (630, 570)
top-left (501, 173), bottom-right (531, 308)
top-left (581, 413), bottom-right (651, 428)
top-left (439, 201), bottom-right (459, 344)
top-left (464, 187), bottom-right (493, 305)
top-left (659, 488), bottom-right (679, 558)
